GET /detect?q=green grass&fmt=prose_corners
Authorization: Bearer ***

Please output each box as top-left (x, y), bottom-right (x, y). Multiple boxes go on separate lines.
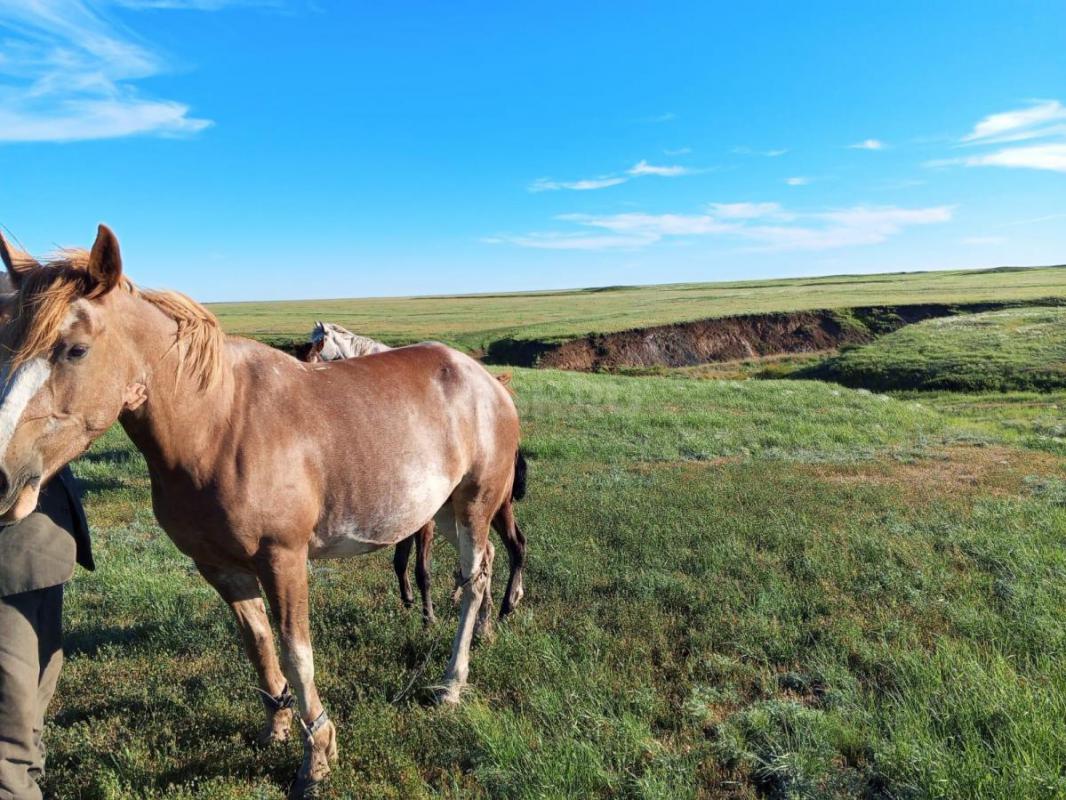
top-left (911, 390), bottom-right (1066, 456)
top-left (206, 265), bottom-right (1066, 352)
top-left (805, 306), bottom-right (1066, 392)
top-left (43, 369), bottom-right (1066, 799)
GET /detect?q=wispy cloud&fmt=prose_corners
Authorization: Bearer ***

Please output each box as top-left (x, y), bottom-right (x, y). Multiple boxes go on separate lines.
top-left (933, 100), bottom-right (1066, 173)
top-left (785, 176), bottom-right (810, 186)
top-left (527, 157), bottom-right (699, 192)
top-left (707, 202), bottom-right (791, 220)
top-left (627, 160), bottom-right (690, 177)
top-left (664, 146), bottom-right (691, 156)
top-left (961, 236), bottom-right (1006, 245)
top-left (528, 176), bottom-right (628, 192)
top-left (640, 112), bottom-right (677, 124)
top-left (113, 0), bottom-right (276, 7)
top-left (996, 211), bottom-right (1066, 228)
top-left (558, 212), bottom-right (735, 237)
top-left (962, 100), bottom-right (1066, 144)
top-left (875, 178), bottom-right (926, 190)
top-left (0, 0), bottom-right (222, 142)
top-left (488, 203), bottom-right (952, 252)
top-left (957, 144), bottom-right (1066, 173)
top-left (481, 232), bottom-right (655, 250)
top-left (848, 138), bottom-right (885, 150)
top-left (733, 146), bottom-right (787, 157)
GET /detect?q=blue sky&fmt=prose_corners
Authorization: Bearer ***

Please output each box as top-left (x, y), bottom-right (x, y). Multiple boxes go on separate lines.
top-left (1, 1), bottom-right (1064, 301)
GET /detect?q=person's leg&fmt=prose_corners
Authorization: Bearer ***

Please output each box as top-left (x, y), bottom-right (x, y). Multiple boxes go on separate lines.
top-left (31, 585), bottom-right (63, 783)
top-left (0, 590), bottom-right (45, 800)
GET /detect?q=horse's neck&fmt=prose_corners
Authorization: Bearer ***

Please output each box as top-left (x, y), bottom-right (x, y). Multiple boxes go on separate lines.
top-left (118, 320), bottom-right (237, 479)
top-left (334, 331), bottom-right (388, 358)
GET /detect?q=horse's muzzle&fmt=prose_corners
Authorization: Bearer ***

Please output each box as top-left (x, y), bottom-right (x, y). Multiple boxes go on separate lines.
top-left (0, 467), bottom-right (41, 524)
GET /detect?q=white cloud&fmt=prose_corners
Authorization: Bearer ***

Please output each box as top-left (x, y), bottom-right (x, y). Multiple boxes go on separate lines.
top-left (529, 156), bottom-right (699, 192)
top-left (115, 0), bottom-right (278, 7)
top-left (998, 211), bottom-right (1066, 228)
top-left (961, 236), bottom-right (1006, 245)
top-left (559, 212), bottom-right (736, 237)
top-left (733, 146), bottom-right (788, 157)
top-left (875, 178), bottom-right (926, 190)
top-left (482, 232), bottom-right (655, 250)
top-left (640, 112), bottom-right (677, 124)
top-left (785, 176), bottom-right (810, 186)
top-left (849, 139), bottom-right (885, 150)
top-left (707, 202), bottom-right (789, 220)
top-left (940, 101), bottom-right (1066, 174)
top-left (664, 146), bottom-right (691, 156)
top-left (963, 100), bottom-right (1066, 144)
top-left (960, 143), bottom-right (1066, 173)
top-left (0, 0), bottom-right (219, 142)
top-left (529, 176), bottom-right (628, 192)
top-left (628, 160), bottom-right (690, 177)
top-left (488, 203), bottom-right (952, 252)
top-left (732, 206), bottom-right (951, 252)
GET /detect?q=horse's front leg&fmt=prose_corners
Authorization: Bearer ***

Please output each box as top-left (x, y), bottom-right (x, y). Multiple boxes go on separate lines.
top-left (257, 545), bottom-right (337, 799)
top-left (195, 562), bottom-right (293, 744)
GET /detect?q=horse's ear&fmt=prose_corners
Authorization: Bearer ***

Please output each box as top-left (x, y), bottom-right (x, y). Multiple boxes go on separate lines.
top-left (0, 231), bottom-right (39, 287)
top-left (85, 224), bottom-right (123, 297)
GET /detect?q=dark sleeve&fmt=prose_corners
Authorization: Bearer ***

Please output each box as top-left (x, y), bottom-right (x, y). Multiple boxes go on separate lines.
top-left (56, 467), bottom-right (93, 572)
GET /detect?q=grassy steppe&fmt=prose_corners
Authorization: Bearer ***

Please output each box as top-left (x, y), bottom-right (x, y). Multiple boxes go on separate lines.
top-left (44, 370), bottom-right (1066, 799)
top-left (207, 265), bottom-right (1066, 351)
top-left (809, 306), bottom-right (1066, 392)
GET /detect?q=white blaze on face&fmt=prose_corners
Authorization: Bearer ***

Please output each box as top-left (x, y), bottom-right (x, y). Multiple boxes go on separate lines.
top-left (0, 358), bottom-right (52, 458)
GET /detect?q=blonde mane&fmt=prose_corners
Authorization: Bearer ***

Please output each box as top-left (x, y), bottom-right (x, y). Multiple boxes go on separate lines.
top-left (1, 248), bottom-right (225, 390)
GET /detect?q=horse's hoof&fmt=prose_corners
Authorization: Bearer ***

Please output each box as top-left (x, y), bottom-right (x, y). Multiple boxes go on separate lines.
top-left (474, 622), bottom-right (496, 644)
top-left (289, 718), bottom-right (336, 798)
top-left (258, 725), bottom-right (290, 747)
top-left (258, 708), bottom-right (294, 746)
top-left (501, 585), bottom-right (524, 616)
top-left (287, 775), bottom-right (324, 800)
top-left (434, 684), bottom-right (462, 706)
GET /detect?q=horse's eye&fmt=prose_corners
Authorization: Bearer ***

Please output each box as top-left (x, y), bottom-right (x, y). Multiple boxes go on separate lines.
top-left (67, 344), bottom-right (89, 361)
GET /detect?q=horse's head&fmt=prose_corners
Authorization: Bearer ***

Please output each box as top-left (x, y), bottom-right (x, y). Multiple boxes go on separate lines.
top-left (308, 321), bottom-right (346, 361)
top-left (0, 225), bottom-right (147, 523)
top-left (297, 325), bottom-right (326, 363)
top-left (295, 340), bottom-right (324, 363)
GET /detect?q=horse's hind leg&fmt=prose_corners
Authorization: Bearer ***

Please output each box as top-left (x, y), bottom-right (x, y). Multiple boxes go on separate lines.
top-left (492, 499), bottom-right (526, 617)
top-left (257, 545), bottom-right (337, 798)
top-left (195, 562), bottom-right (293, 744)
top-left (437, 495), bottom-right (493, 705)
top-left (475, 539), bottom-right (496, 641)
top-left (393, 534), bottom-right (416, 608)
top-left (414, 521), bottom-right (436, 627)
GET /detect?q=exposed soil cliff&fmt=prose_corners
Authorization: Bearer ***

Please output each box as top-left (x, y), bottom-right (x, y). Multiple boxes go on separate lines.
top-left (485, 301), bottom-right (1055, 371)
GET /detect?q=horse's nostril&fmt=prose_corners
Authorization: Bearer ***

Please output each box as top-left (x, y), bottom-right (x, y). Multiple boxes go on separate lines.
top-left (0, 468), bottom-right (8, 499)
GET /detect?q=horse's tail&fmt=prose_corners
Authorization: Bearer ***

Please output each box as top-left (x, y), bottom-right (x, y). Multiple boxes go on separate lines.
top-left (511, 449), bottom-right (528, 502)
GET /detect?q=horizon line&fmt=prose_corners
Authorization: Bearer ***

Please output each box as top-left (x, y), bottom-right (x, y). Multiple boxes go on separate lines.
top-left (203, 260), bottom-right (1066, 306)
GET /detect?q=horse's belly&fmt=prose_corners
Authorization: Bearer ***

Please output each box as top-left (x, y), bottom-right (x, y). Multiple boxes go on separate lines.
top-left (310, 523), bottom-right (389, 559)
top-left (309, 471), bottom-right (454, 559)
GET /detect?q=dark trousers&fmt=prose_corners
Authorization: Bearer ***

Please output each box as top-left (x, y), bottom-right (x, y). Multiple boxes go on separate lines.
top-left (0, 585), bottom-right (63, 800)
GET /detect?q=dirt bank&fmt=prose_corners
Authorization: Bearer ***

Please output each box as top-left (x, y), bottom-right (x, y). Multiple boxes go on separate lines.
top-left (485, 300), bottom-right (1056, 371)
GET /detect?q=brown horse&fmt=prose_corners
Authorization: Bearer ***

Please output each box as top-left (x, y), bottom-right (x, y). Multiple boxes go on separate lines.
top-left (0, 226), bottom-right (526, 798)
top-left (296, 324), bottom-right (527, 627)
